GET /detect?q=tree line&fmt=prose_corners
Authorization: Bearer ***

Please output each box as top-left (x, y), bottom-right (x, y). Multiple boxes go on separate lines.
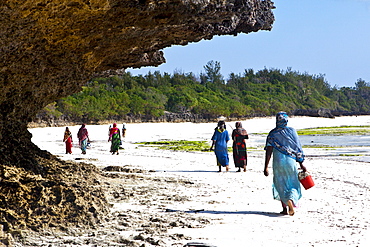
top-left (37, 61), bottom-right (370, 123)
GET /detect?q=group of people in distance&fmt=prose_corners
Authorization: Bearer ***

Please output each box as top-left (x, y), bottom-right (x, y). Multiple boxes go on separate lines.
top-left (62, 123), bottom-right (127, 155)
top-left (210, 112), bottom-right (307, 216)
top-left (210, 120), bottom-right (249, 172)
top-left (62, 112), bottom-right (306, 216)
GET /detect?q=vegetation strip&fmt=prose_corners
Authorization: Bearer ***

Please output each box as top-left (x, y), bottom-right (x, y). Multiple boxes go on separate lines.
top-left (36, 64), bottom-right (370, 123)
top-left (136, 140), bottom-right (211, 152)
top-left (297, 126), bottom-right (370, 135)
top-left (136, 140), bottom-right (256, 152)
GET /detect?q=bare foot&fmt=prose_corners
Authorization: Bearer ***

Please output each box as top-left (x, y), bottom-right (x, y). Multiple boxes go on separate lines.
top-left (287, 200), bottom-right (295, 216)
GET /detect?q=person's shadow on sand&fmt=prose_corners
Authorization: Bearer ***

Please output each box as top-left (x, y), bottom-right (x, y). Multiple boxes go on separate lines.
top-left (157, 170), bottom-right (248, 173)
top-left (165, 209), bottom-right (284, 217)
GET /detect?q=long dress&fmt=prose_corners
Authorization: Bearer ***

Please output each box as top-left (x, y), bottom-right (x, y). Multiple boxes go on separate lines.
top-left (270, 146), bottom-right (302, 206)
top-left (211, 129), bottom-right (230, 167)
top-left (77, 126), bottom-right (89, 154)
top-left (232, 129), bottom-right (248, 168)
top-left (265, 112), bottom-right (304, 207)
top-left (109, 127), bottom-right (121, 153)
top-left (63, 131), bottom-right (72, 154)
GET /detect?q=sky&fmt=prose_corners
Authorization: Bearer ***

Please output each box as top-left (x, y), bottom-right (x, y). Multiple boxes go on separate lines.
top-left (127, 0), bottom-right (370, 88)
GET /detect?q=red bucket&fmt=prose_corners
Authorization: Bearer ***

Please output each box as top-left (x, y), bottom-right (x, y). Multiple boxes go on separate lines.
top-left (298, 171), bottom-right (315, 190)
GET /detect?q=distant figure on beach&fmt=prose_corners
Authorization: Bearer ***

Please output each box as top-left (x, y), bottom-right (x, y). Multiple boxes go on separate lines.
top-left (263, 112), bottom-right (307, 216)
top-left (210, 120), bottom-right (230, 172)
top-left (108, 123), bottom-right (121, 155)
top-left (122, 123), bottom-right (126, 138)
top-left (63, 127), bottom-right (73, 154)
top-left (77, 124), bottom-right (90, 155)
top-left (232, 122), bottom-right (249, 172)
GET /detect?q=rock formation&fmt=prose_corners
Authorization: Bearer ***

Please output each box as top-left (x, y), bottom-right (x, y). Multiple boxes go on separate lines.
top-left (0, 0), bottom-right (274, 231)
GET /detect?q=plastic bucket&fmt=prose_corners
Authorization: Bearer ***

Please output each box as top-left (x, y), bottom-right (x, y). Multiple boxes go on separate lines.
top-left (299, 174), bottom-right (315, 190)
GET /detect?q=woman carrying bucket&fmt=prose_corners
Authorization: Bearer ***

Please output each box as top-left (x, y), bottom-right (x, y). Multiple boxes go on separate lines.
top-left (263, 112), bottom-right (307, 216)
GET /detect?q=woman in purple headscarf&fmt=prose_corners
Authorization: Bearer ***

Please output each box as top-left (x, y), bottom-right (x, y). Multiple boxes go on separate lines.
top-left (264, 112), bottom-right (307, 216)
top-left (232, 122), bottom-right (249, 172)
top-left (77, 124), bottom-right (90, 155)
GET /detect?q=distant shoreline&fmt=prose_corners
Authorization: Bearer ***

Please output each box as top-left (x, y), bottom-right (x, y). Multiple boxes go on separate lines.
top-left (28, 110), bottom-right (370, 128)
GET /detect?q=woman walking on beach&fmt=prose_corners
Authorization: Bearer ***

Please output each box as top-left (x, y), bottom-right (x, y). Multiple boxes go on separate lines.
top-left (108, 123), bottom-right (121, 155)
top-left (77, 124), bottom-right (90, 155)
top-left (263, 112), bottom-right (307, 216)
top-left (63, 127), bottom-right (73, 154)
top-left (232, 121), bottom-right (249, 172)
top-left (122, 123), bottom-right (126, 138)
top-left (210, 120), bottom-right (230, 172)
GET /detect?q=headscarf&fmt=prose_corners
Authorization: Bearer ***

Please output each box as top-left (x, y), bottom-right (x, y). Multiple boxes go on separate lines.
top-left (110, 123), bottom-right (120, 136)
top-left (276, 112), bottom-right (288, 128)
top-left (77, 124), bottom-right (89, 141)
top-left (63, 127), bottom-right (72, 141)
top-left (215, 120), bottom-right (226, 132)
top-left (266, 112), bottom-right (304, 162)
top-left (235, 121), bottom-right (248, 135)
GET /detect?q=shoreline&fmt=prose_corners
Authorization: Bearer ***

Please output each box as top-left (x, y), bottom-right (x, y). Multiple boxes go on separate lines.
top-left (28, 112), bottom-right (370, 129)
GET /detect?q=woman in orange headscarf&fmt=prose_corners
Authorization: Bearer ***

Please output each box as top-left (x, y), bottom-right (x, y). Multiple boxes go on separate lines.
top-left (108, 123), bottom-right (121, 155)
top-left (63, 127), bottom-right (73, 154)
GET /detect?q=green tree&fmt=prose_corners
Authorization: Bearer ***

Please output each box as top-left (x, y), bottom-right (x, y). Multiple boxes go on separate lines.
top-left (38, 65), bottom-right (370, 123)
top-left (203, 60), bottom-right (224, 85)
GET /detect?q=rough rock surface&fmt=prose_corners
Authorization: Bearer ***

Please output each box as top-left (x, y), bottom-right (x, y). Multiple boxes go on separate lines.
top-left (0, 155), bottom-right (109, 234)
top-left (0, 0), bottom-right (274, 233)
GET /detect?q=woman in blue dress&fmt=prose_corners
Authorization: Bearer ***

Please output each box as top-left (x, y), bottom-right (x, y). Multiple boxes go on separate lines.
top-left (210, 120), bottom-right (230, 172)
top-left (263, 112), bottom-right (307, 216)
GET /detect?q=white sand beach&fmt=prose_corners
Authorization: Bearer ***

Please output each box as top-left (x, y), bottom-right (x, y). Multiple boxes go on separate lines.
top-left (27, 116), bottom-right (370, 247)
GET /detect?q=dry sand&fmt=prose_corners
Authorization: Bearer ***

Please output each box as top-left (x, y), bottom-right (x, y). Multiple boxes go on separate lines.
top-left (25, 116), bottom-right (370, 247)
